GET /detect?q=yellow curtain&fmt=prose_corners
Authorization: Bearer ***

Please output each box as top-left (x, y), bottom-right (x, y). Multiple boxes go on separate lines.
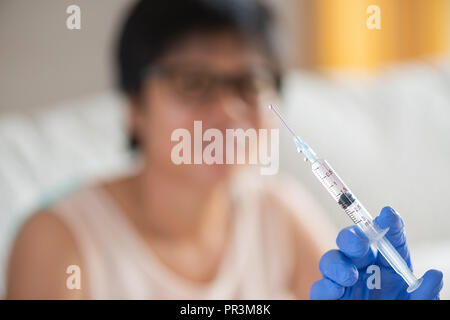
top-left (311, 0), bottom-right (450, 70)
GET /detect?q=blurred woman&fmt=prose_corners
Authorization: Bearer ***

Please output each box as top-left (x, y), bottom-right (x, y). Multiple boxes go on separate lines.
top-left (6, 0), bottom-right (333, 299)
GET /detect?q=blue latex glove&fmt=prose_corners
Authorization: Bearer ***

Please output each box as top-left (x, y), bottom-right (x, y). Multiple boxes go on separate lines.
top-left (310, 206), bottom-right (443, 300)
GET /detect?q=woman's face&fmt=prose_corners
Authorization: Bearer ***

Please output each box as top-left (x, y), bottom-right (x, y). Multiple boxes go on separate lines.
top-left (130, 30), bottom-right (277, 185)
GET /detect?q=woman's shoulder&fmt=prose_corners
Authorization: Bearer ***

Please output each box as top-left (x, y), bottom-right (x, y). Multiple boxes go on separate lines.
top-left (6, 177), bottom-right (133, 299)
top-left (4, 179), bottom-right (121, 299)
top-left (6, 208), bottom-right (85, 298)
top-left (14, 184), bottom-right (93, 254)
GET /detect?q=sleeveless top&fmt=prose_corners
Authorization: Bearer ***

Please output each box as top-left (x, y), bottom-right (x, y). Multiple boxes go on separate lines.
top-left (54, 171), bottom-right (300, 299)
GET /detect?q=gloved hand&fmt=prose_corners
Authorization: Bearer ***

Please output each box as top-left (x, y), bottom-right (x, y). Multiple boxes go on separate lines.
top-left (310, 206), bottom-right (443, 300)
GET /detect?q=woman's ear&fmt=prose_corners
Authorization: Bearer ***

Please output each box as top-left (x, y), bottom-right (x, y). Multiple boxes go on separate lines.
top-left (127, 94), bottom-right (143, 151)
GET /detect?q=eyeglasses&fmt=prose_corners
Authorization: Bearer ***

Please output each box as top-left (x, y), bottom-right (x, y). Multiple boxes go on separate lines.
top-left (143, 63), bottom-right (279, 109)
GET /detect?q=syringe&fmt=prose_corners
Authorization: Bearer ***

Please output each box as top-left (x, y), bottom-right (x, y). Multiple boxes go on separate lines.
top-left (268, 104), bottom-right (422, 292)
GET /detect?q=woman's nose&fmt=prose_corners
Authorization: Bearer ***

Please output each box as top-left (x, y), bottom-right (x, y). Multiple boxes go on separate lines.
top-left (209, 88), bottom-right (251, 123)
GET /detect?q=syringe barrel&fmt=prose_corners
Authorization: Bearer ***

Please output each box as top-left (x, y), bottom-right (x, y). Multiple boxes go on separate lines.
top-left (376, 235), bottom-right (422, 292)
top-left (310, 159), bottom-right (374, 231)
top-left (310, 158), bottom-right (422, 292)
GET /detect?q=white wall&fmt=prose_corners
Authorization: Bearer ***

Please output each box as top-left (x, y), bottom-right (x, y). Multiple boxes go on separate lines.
top-left (0, 0), bottom-right (133, 114)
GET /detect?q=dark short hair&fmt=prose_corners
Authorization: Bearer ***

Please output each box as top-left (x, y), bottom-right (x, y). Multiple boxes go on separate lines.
top-left (116, 0), bottom-right (280, 96)
top-left (116, 0), bottom-right (281, 150)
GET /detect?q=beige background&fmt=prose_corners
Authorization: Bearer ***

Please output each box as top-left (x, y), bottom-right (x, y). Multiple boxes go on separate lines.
top-left (0, 0), bottom-right (309, 114)
top-left (0, 0), bottom-right (132, 114)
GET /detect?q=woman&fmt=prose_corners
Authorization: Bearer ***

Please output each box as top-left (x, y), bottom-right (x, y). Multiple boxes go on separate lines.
top-left (6, 0), bottom-right (332, 299)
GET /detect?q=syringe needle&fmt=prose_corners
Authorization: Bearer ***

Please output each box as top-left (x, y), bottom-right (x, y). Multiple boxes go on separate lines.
top-left (268, 104), bottom-right (317, 162)
top-left (268, 104), bottom-right (297, 138)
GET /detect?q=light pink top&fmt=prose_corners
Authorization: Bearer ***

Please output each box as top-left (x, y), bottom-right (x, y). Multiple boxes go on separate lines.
top-left (54, 171), bottom-right (315, 299)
